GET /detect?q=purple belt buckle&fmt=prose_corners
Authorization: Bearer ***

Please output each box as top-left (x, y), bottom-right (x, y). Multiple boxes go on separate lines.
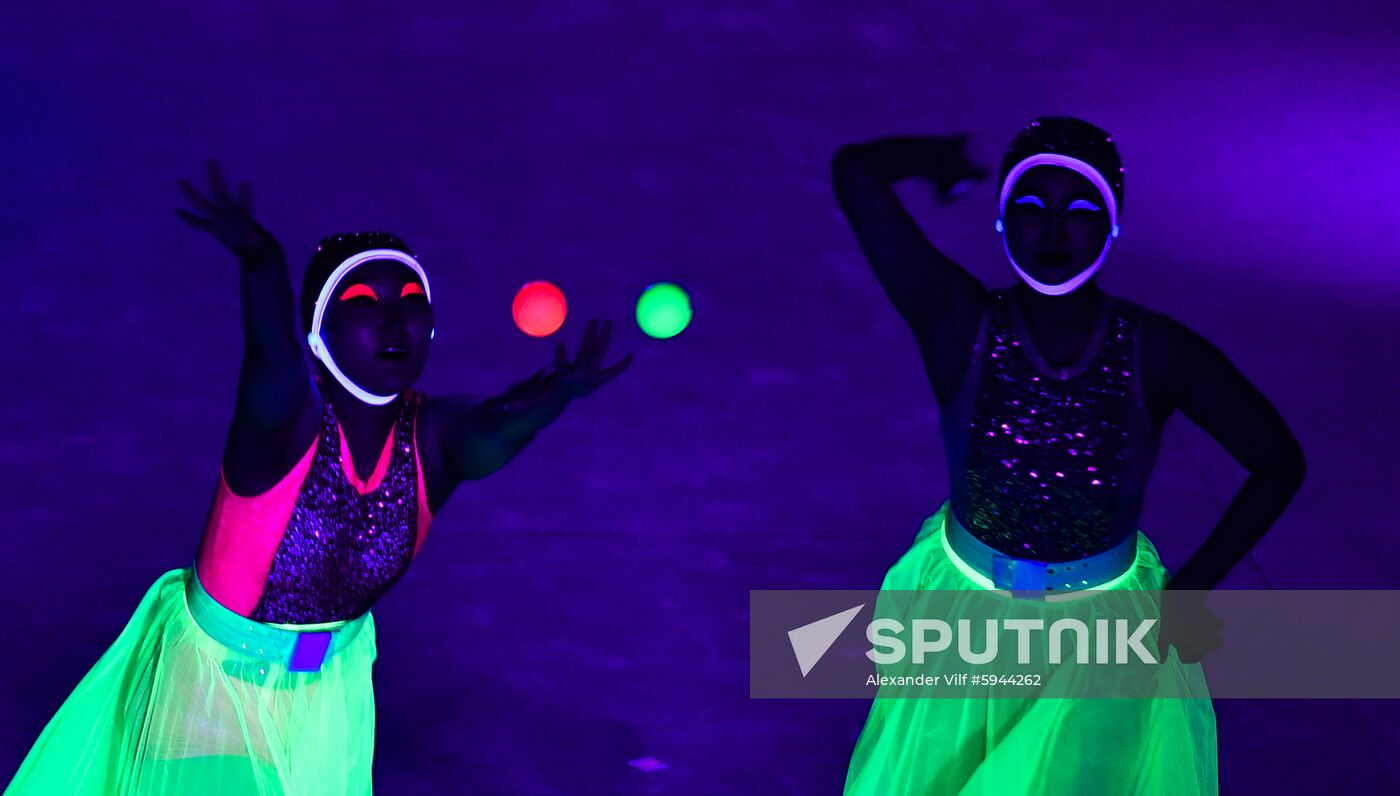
top-left (992, 554), bottom-right (1047, 600)
top-left (288, 631), bottom-right (333, 673)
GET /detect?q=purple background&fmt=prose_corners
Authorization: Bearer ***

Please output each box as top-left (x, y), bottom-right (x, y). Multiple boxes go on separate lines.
top-left (3, 1), bottom-right (1398, 792)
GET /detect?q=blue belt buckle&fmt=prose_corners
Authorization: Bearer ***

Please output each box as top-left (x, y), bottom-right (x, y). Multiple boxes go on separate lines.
top-left (992, 554), bottom-right (1047, 599)
top-left (288, 631), bottom-right (333, 673)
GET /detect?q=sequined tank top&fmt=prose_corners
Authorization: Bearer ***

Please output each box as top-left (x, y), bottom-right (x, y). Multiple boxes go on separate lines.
top-left (244, 391), bottom-right (421, 622)
top-left (196, 382), bottom-right (434, 624)
top-left (938, 288), bottom-right (1160, 561)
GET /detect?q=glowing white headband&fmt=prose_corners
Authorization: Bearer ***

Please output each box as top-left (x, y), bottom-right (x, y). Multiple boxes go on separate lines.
top-left (996, 153), bottom-right (1120, 296)
top-left (306, 248), bottom-right (433, 406)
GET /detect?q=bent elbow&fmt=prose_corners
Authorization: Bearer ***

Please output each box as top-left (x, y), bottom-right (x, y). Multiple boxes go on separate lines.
top-left (1285, 448), bottom-right (1307, 491)
top-left (1261, 439), bottom-right (1306, 493)
top-left (831, 144), bottom-right (867, 180)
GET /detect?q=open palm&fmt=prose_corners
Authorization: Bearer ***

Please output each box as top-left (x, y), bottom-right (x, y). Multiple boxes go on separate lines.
top-left (553, 319), bottom-right (632, 398)
top-left (176, 159), bottom-right (281, 262)
top-left (502, 320), bottom-right (632, 412)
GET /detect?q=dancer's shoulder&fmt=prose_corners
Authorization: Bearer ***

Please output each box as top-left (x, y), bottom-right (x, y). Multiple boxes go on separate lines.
top-left (1113, 300), bottom-right (1200, 420)
top-left (414, 391), bottom-right (489, 461)
top-left (1132, 305), bottom-right (1216, 360)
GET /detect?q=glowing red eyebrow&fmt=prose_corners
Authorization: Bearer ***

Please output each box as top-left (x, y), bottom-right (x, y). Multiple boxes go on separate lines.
top-left (401, 282), bottom-right (425, 298)
top-left (340, 284), bottom-right (378, 301)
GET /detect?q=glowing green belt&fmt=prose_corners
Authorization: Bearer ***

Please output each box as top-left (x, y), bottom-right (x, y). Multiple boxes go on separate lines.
top-left (184, 565), bottom-right (368, 674)
top-left (942, 511), bottom-right (1138, 598)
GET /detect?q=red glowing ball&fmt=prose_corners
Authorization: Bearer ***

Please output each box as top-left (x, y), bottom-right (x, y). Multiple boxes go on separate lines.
top-left (512, 280), bottom-right (567, 337)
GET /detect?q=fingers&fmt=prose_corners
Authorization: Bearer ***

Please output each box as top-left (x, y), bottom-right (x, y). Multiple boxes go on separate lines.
top-left (181, 161), bottom-right (249, 216)
top-left (1176, 646), bottom-right (1209, 663)
top-left (540, 320), bottom-right (626, 388)
top-left (1164, 625), bottom-right (1222, 665)
top-left (1179, 634), bottom-right (1220, 664)
top-left (597, 352), bottom-right (632, 381)
top-left (206, 159), bottom-right (234, 204)
top-left (588, 320), bottom-right (616, 369)
top-left (941, 178), bottom-right (978, 202)
top-left (579, 319), bottom-right (598, 362)
top-left (508, 369), bottom-right (546, 395)
top-left (175, 208), bottom-right (214, 231)
top-left (177, 179), bottom-right (216, 215)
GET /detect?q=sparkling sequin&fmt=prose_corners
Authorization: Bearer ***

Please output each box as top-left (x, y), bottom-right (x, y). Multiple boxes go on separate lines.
top-left (251, 392), bottom-right (422, 623)
top-left (963, 289), bottom-right (1139, 561)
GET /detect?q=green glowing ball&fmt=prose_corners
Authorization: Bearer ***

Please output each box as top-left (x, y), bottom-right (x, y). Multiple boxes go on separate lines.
top-left (635, 282), bottom-right (692, 339)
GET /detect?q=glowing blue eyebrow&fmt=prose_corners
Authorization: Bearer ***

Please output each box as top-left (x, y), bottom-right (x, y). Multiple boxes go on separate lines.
top-left (1014, 195), bottom-right (1045, 208)
top-left (1069, 199), bottom-right (1101, 211)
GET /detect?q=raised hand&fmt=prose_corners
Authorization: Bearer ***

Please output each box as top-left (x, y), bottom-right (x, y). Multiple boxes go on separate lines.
top-left (497, 368), bottom-right (551, 411)
top-left (551, 319), bottom-right (633, 399)
top-left (1154, 590), bottom-right (1225, 664)
top-left (499, 320), bottom-right (632, 414)
top-left (926, 134), bottom-right (991, 203)
top-left (176, 159), bottom-right (282, 262)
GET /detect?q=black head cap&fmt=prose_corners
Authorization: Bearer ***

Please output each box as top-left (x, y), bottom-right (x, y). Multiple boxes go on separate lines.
top-left (999, 116), bottom-right (1124, 214)
top-left (301, 231), bottom-right (414, 336)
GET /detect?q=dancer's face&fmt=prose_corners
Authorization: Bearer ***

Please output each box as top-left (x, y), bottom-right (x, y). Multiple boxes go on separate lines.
top-left (1003, 166), bottom-right (1113, 286)
top-left (319, 260), bottom-right (433, 395)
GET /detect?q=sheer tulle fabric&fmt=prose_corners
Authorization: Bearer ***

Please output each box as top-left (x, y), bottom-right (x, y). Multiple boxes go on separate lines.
top-left (6, 568), bottom-right (376, 795)
top-left (844, 501), bottom-right (1218, 796)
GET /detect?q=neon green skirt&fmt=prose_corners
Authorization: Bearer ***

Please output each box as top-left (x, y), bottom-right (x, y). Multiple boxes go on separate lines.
top-left (5, 568), bottom-right (377, 795)
top-left (844, 502), bottom-right (1218, 796)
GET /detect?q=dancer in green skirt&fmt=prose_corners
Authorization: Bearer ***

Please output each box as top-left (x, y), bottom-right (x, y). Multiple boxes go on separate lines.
top-left (831, 118), bottom-right (1306, 794)
top-left (5, 161), bottom-right (631, 795)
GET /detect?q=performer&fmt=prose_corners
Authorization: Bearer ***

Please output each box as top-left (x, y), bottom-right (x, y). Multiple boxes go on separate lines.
top-left (833, 118), bottom-right (1305, 795)
top-left (6, 161), bottom-right (632, 795)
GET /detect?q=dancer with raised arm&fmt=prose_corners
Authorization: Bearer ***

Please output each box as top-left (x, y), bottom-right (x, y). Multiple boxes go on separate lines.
top-left (6, 161), bottom-right (632, 795)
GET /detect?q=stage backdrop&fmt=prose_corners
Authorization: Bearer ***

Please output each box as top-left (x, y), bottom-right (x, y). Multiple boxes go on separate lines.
top-left (2, 1), bottom-right (1397, 792)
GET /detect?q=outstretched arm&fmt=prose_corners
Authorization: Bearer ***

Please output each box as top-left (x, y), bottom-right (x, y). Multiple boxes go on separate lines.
top-left (177, 160), bottom-right (309, 431)
top-left (830, 135), bottom-right (990, 358)
top-left (438, 319), bottom-right (632, 482)
top-left (1156, 313), bottom-right (1307, 592)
